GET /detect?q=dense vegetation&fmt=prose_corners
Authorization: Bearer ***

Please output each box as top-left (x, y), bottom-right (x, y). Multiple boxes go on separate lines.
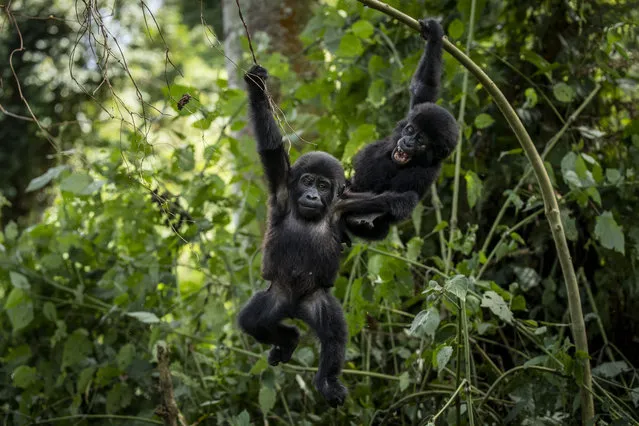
top-left (1, 0), bottom-right (638, 424)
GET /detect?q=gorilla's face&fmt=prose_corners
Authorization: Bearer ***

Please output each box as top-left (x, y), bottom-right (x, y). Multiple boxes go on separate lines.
top-left (393, 122), bottom-right (428, 165)
top-left (293, 173), bottom-right (333, 220)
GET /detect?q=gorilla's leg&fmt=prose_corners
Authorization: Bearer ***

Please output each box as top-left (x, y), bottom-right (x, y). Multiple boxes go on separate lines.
top-left (238, 289), bottom-right (300, 366)
top-left (297, 291), bottom-right (348, 407)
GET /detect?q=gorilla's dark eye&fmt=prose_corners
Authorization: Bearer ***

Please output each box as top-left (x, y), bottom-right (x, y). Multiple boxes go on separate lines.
top-left (404, 125), bottom-right (415, 135)
top-left (318, 181), bottom-right (330, 192)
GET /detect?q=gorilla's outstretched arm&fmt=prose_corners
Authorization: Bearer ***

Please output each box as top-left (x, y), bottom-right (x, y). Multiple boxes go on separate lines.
top-left (409, 19), bottom-right (444, 108)
top-left (245, 65), bottom-right (290, 210)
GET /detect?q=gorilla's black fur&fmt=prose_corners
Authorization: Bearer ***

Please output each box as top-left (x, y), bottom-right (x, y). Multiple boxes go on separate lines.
top-left (337, 19), bottom-right (459, 240)
top-left (237, 65), bottom-right (348, 406)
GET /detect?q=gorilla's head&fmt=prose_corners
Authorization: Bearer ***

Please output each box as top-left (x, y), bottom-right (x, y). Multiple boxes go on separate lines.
top-left (289, 152), bottom-right (345, 220)
top-left (392, 103), bottom-right (458, 166)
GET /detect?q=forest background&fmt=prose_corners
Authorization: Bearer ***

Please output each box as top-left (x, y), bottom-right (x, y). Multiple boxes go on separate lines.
top-left (1, 0), bottom-right (638, 424)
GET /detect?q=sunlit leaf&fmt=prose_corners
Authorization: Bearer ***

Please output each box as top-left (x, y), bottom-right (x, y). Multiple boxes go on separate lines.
top-left (553, 82), bottom-right (574, 103)
top-left (594, 211), bottom-right (625, 254)
top-left (474, 113), bottom-right (494, 129)
top-left (25, 166), bottom-right (68, 192)
top-left (481, 291), bottom-right (514, 324)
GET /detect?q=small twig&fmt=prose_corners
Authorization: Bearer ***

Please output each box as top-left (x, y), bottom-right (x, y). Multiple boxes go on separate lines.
top-left (235, 0), bottom-right (257, 64)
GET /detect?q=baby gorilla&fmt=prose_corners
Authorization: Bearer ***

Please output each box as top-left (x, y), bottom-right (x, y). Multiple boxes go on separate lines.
top-left (337, 19), bottom-right (459, 240)
top-left (237, 65), bottom-right (348, 407)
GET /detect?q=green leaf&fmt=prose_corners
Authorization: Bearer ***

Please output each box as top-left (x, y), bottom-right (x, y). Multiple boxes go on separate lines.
top-left (560, 209), bottom-right (578, 242)
top-left (481, 291), bottom-right (514, 324)
top-left (474, 113), bottom-right (494, 129)
top-left (464, 171), bottom-right (483, 208)
top-left (43, 302), bottom-right (57, 322)
top-left (553, 82), bottom-right (574, 103)
top-left (337, 33), bottom-right (363, 57)
top-left (434, 345), bottom-right (453, 374)
top-left (594, 211), bottom-right (625, 254)
top-left (352, 20), bottom-right (375, 39)
top-left (367, 79), bottom-right (387, 107)
top-left (259, 385), bottom-right (276, 413)
top-left (250, 357), bottom-right (269, 375)
top-left (592, 361), bottom-right (630, 378)
top-left (117, 344), bottom-right (136, 370)
top-left (77, 366), bottom-right (96, 394)
top-left (511, 295), bottom-right (527, 312)
top-left (399, 371), bottom-right (410, 391)
top-left (606, 168), bottom-right (622, 184)
top-left (59, 173), bottom-right (104, 195)
top-left (444, 275), bottom-right (469, 301)
top-left (62, 330), bottom-right (92, 368)
top-left (106, 383), bottom-right (132, 413)
top-left (524, 88), bottom-right (538, 108)
top-left (234, 410), bottom-right (250, 426)
top-left (25, 166), bottom-right (68, 192)
top-left (126, 311), bottom-right (161, 324)
top-left (342, 124), bottom-right (377, 162)
top-left (10, 271), bottom-right (30, 289)
top-left (408, 308), bottom-right (440, 338)
top-left (12, 365), bottom-right (37, 389)
top-left (5, 288), bottom-right (34, 332)
top-left (406, 237), bottom-right (423, 262)
top-left (448, 19), bottom-right (464, 39)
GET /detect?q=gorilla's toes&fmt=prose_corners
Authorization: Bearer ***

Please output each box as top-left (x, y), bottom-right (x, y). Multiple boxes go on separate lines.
top-left (268, 342), bottom-right (297, 366)
top-left (314, 376), bottom-right (347, 407)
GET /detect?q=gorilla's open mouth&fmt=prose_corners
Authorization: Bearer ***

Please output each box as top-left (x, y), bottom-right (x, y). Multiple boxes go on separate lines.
top-left (392, 146), bottom-right (411, 165)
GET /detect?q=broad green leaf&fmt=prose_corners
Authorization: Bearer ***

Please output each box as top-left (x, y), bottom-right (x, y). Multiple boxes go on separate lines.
top-left (367, 79), bottom-right (387, 107)
top-left (592, 361), bottom-right (630, 378)
top-left (399, 371), bottom-right (410, 391)
top-left (77, 366), bottom-right (96, 394)
top-left (259, 385), bottom-right (276, 413)
top-left (606, 168), bottom-right (622, 184)
top-left (10, 271), bottom-right (29, 289)
top-left (106, 383), bottom-right (132, 413)
top-left (126, 311), bottom-right (161, 324)
top-left (4, 221), bottom-right (18, 240)
top-left (342, 124), bottom-right (377, 162)
top-left (434, 345), bottom-right (453, 374)
top-left (464, 171), bottom-right (483, 208)
top-left (448, 19), bottom-right (464, 39)
top-left (12, 365), bottom-right (37, 389)
top-left (560, 209), bottom-right (578, 242)
top-left (408, 308), bottom-right (440, 338)
top-left (59, 173), bottom-right (104, 195)
top-left (234, 410), bottom-right (250, 426)
top-left (511, 295), bottom-right (527, 312)
top-left (553, 82), bottom-right (574, 103)
top-left (5, 288), bottom-right (34, 332)
top-left (594, 211), bottom-right (625, 254)
top-left (337, 33), bottom-right (363, 57)
top-left (481, 291), bottom-right (514, 324)
top-left (444, 275), bottom-right (469, 301)
top-left (25, 166), bottom-right (68, 192)
top-left (62, 330), bottom-right (92, 368)
top-left (43, 302), bottom-right (57, 322)
top-left (117, 344), bottom-right (136, 370)
top-left (406, 237), bottom-right (423, 262)
top-left (352, 20), bottom-right (375, 39)
top-left (474, 113), bottom-right (494, 129)
top-left (250, 357), bottom-right (269, 375)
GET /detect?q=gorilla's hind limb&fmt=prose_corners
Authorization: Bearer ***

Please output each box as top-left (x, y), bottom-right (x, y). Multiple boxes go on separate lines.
top-left (238, 290), bottom-right (300, 366)
top-left (297, 291), bottom-right (348, 407)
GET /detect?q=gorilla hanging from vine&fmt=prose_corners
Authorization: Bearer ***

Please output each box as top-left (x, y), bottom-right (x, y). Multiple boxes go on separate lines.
top-left (337, 19), bottom-right (459, 240)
